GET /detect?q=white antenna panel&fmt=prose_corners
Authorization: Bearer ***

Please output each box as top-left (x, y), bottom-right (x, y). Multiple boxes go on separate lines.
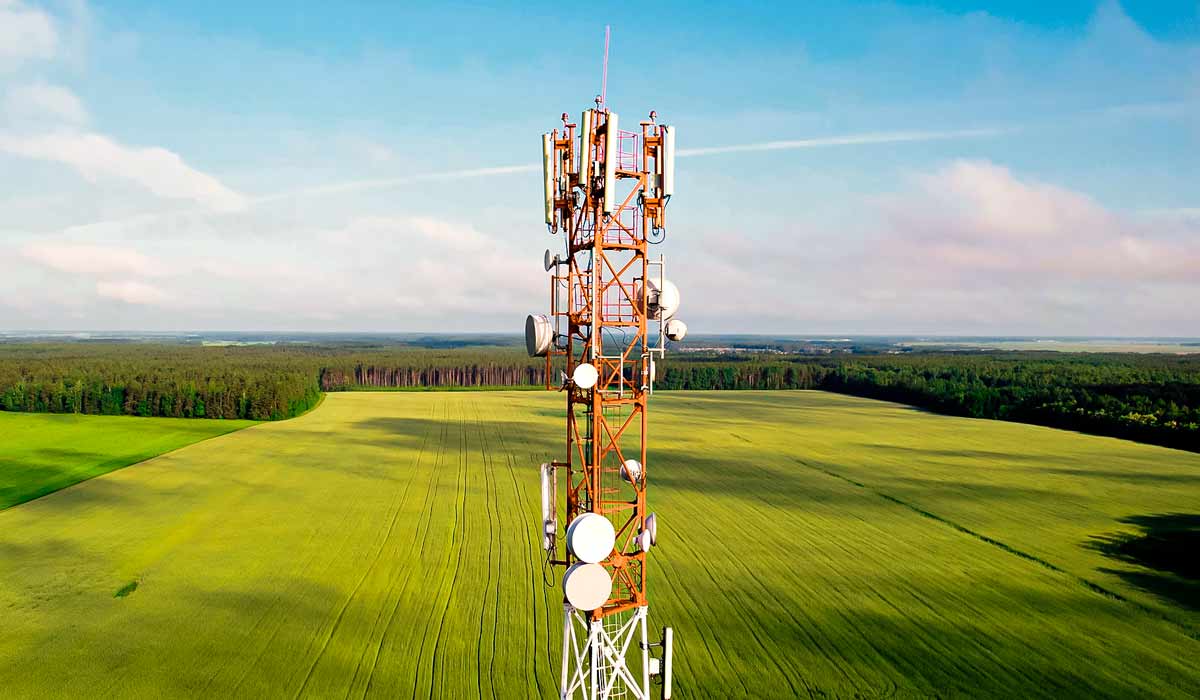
top-left (662, 125), bottom-right (675, 197)
top-left (542, 133), bottom-right (554, 225)
top-left (579, 109), bottom-right (593, 192)
top-left (603, 111), bottom-right (619, 214)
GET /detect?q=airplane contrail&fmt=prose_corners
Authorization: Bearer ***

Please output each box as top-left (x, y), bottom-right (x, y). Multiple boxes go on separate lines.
top-left (43, 126), bottom-right (1010, 234)
top-left (674, 128), bottom-right (1009, 157)
top-left (253, 126), bottom-right (1008, 203)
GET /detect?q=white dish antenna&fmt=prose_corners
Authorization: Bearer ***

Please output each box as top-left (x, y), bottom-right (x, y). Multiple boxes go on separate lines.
top-left (543, 249), bottom-right (559, 271)
top-left (566, 512), bottom-right (615, 564)
top-left (572, 362), bottom-right (599, 389)
top-left (637, 277), bottom-right (680, 320)
top-left (525, 314), bottom-right (553, 357)
top-left (622, 458), bottom-right (642, 484)
top-left (665, 318), bottom-right (687, 342)
top-left (645, 512), bottom-right (658, 546)
top-left (562, 562), bottom-right (612, 611)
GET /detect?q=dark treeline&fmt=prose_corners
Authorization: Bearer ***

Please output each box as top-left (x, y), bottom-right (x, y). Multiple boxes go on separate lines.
top-left (656, 353), bottom-right (1200, 452)
top-left (0, 344), bottom-right (323, 421)
top-left (2, 342), bottom-right (1199, 452)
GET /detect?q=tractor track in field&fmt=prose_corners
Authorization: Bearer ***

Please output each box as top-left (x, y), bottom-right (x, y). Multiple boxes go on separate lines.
top-left (293, 408), bottom-right (440, 700)
top-left (425, 402), bottom-right (472, 698)
top-left (489, 396), bottom-right (549, 697)
top-left (791, 458), bottom-right (1200, 641)
top-left (365, 403), bottom-right (453, 699)
top-left (345, 403), bottom-right (440, 700)
top-left (471, 400), bottom-right (501, 699)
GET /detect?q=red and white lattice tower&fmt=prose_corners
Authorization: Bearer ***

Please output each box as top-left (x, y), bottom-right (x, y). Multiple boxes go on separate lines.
top-left (527, 94), bottom-right (684, 699)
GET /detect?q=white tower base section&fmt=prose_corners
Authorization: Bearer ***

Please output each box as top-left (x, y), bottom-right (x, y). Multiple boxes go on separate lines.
top-left (560, 605), bottom-right (650, 700)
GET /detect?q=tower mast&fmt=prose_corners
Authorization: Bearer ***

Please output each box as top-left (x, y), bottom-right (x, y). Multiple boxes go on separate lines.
top-left (527, 31), bottom-right (683, 700)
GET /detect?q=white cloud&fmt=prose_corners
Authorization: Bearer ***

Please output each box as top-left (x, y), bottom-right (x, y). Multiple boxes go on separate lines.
top-left (874, 161), bottom-right (1200, 283)
top-left (0, 130), bottom-right (247, 211)
top-left (680, 159), bottom-right (1200, 334)
top-left (95, 279), bottom-right (169, 305)
top-left (0, 1), bottom-right (58, 71)
top-left (22, 242), bottom-right (164, 276)
top-left (4, 81), bottom-right (88, 124)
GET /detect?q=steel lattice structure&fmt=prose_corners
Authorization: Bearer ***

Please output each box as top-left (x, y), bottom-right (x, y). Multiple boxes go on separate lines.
top-left (531, 101), bottom-right (679, 700)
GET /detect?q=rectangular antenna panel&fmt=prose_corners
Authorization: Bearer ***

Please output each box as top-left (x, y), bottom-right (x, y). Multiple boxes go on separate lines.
top-left (542, 133), bottom-right (554, 225)
top-left (662, 125), bottom-right (675, 197)
top-left (579, 109), bottom-right (593, 195)
top-left (603, 111), bottom-right (619, 214)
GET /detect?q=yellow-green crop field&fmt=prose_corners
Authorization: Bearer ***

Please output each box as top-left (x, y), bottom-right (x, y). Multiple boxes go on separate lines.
top-left (1, 391), bottom-right (1198, 698)
top-left (0, 411), bottom-right (256, 511)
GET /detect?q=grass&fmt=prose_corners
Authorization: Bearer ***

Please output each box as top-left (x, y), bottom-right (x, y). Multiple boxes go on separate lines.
top-left (0, 412), bottom-right (256, 511)
top-left (0, 391), bottom-right (1198, 697)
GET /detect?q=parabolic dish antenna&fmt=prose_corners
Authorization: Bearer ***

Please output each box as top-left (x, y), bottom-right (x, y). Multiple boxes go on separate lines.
top-left (623, 458), bottom-right (642, 484)
top-left (665, 318), bottom-right (688, 341)
top-left (544, 249), bottom-right (557, 272)
top-left (566, 512), bottom-right (616, 564)
top-left (572, 362), bottom-right (599, 389)
top-left (562, 562), bottom-right (612, 611)
top-left (645, 512), bottom-right (658, 546)
top-left (636, 277), bottom-right (681, 320)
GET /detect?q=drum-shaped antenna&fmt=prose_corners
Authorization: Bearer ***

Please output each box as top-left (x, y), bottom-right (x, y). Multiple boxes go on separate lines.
top-left (525, 314), bottom-right (553, 357)
top-left (572, 362), bottom-right (598, 389)
top-left (562, 562), bottom-right (612, 611)
top-left (566, 512), bottom-right (615, 564)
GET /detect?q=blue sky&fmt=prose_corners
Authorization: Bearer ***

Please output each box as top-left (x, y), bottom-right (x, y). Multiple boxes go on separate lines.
top-left (1, 1), bottom-right (1197, 334)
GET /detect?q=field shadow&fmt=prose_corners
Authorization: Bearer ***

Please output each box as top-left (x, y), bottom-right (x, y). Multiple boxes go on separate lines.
top-left (1040, 468), bottom-right (1200, 485)
top-left (1088, 513), bottom-right (1200, 611)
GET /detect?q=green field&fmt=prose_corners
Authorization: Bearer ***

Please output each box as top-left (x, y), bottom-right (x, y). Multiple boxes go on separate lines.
top-left (1, 391), bottom-right (1198, 698)
top-left (0, 412), bottom-right (256, 511)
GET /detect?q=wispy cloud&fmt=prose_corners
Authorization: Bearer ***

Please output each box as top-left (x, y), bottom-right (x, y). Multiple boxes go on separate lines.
top-left (255, 164), bottom-right (539, 203)
top-left (0, 130), bottom-right (247, 212)
top-left (0, 1), bottom-right (58, 71)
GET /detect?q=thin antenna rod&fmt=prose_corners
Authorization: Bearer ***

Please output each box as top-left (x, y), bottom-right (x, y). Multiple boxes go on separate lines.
top-left (601, 25), bottom-right (610, 108)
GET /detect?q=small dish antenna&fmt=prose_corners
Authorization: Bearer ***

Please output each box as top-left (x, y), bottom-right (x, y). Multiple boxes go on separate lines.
top-left (665, 318), bottom-right (688, 342)
top-left (622, 458), bottom-right (642, 484)
top-left (637, 277), bottom-right (681, 320)
top-left (572, 362), bottom-right (599, 389)
top-left (566, 512), bottom-right (616, 563)
top-left (562, 562), bottom-right (612, 611)
top-left (544, 249), bottom-right (560, 272)
top-left (645, 512), bottom-right (658, 546)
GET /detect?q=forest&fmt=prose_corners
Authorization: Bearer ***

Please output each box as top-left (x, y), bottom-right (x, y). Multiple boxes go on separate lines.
top-left (1, 341), bottom-right (1198, 451)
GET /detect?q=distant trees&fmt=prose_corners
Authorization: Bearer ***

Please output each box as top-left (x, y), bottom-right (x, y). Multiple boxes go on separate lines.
top-left (1, 342), bottom-right (1198, 452)
top-left (0, 344), bottom-right (321, 421)
top-left (653, 353), bottom-right (1200, 452)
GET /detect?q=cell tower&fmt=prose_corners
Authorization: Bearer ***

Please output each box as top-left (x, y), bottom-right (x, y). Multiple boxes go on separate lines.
top-left (525, 33), bottom-right (685, 700)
